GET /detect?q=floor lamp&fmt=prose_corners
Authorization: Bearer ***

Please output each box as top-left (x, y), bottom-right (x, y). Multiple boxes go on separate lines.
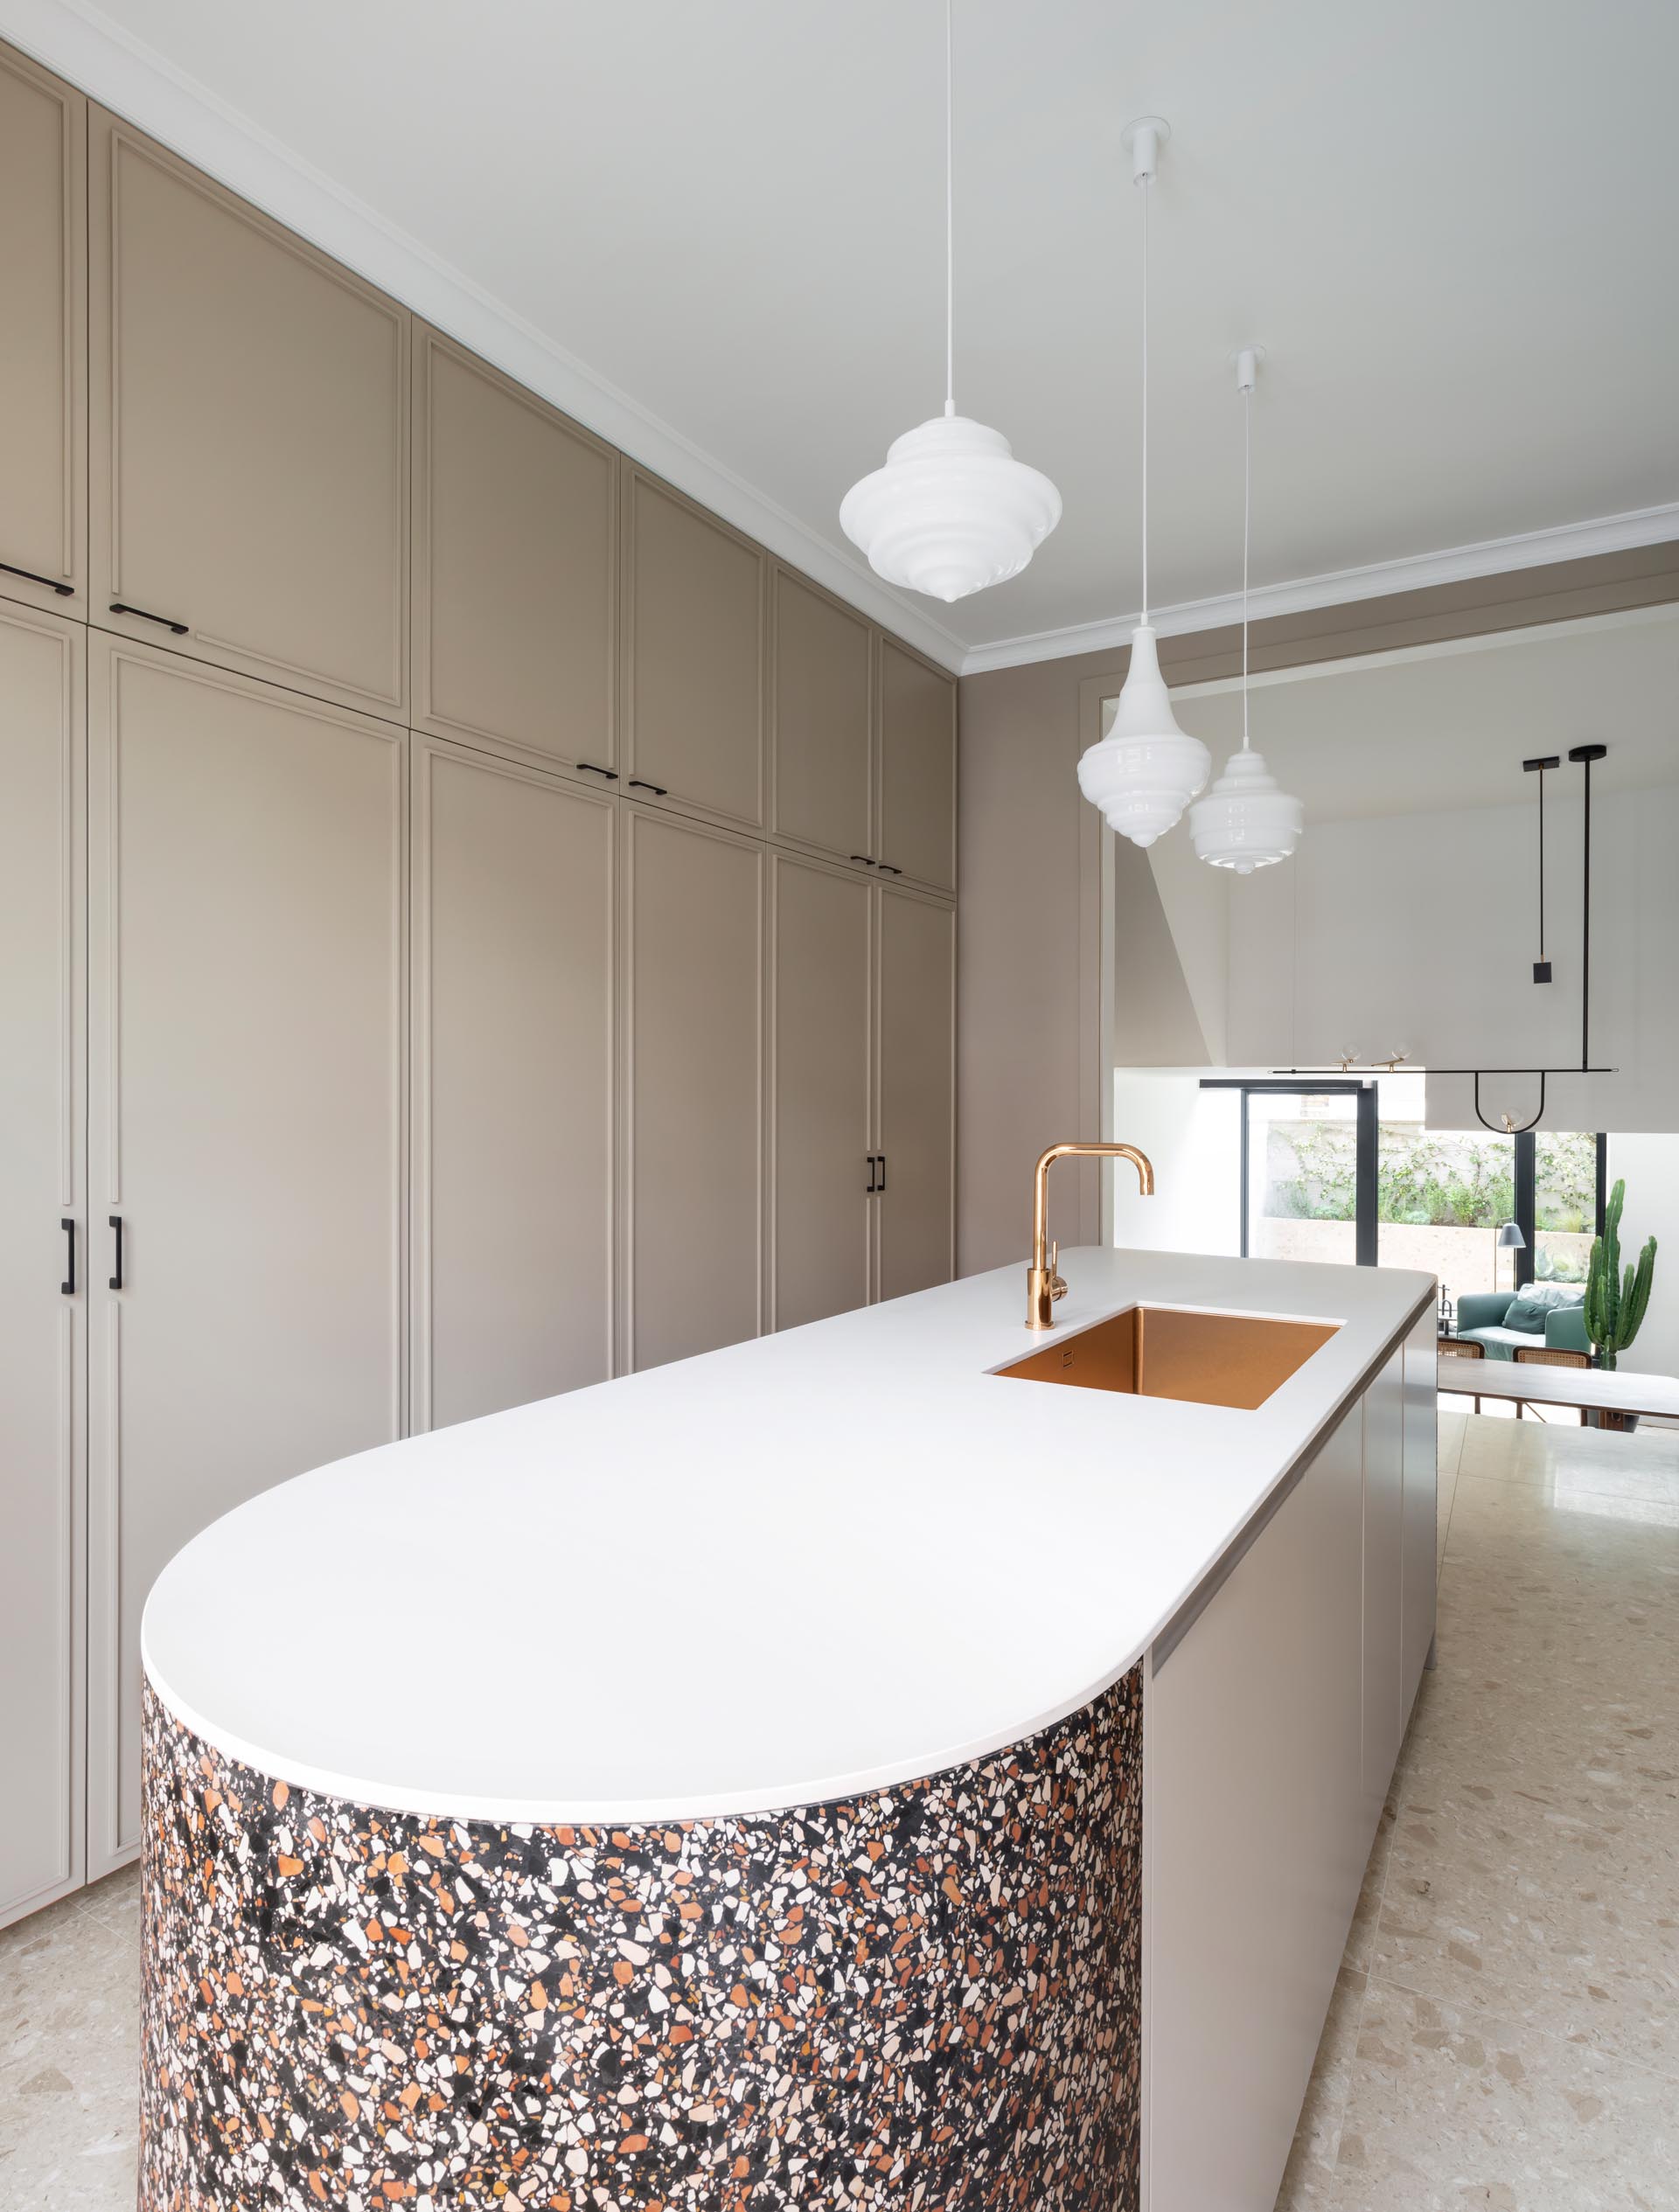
top-left (1495, 1220), bottom-right (1526, 1293)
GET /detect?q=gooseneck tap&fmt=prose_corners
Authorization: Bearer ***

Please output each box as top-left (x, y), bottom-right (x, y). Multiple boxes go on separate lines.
top-left (1027, 1142), bottom-right (1155, 1329)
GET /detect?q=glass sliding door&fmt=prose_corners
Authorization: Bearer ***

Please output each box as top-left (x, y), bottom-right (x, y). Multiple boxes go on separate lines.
top-left (1237, 1083), bottom-right (1376, 1267)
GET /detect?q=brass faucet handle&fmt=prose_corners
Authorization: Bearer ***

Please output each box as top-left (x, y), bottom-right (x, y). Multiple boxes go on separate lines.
top-left (1049, 1240), bottom-right (1069, 1300)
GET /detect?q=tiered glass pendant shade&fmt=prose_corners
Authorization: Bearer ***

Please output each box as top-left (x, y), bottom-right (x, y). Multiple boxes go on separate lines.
top-left (1188, 745), bottom-right (1304, 873)
top-left (1076, 625), bottom-right (1210, 845)
top-left (840, 413), bottom-right (1062, 603)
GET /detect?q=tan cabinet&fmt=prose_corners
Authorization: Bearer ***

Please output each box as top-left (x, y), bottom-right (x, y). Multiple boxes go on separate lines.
top-left (771, 568), bottom-right (873, 864)
top-left (623, 470), bottom-right (764, 829)
top-left (413, 739), bottom-right (616, 1428)
top-left (0, 49), bottom-right (85, 615)
top-left (875, 886), bottom-right (955, 1301)
top-left (770, 853), bottom-right (873, 1330)
top-left (87, 638), bottom-right (404, 1869)
top-left (414, 330), bottom-right (617, 778)
top-left (0, 605), bottom-right (85, 1929)
top-left (622, 805), bottom-right (764, 1369)
top-left (878, 638), bottom-right (957, 894)
top-left (91, 115), bottom-right (408, 717)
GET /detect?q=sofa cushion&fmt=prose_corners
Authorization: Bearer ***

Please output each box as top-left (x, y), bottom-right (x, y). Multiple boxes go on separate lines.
top-left (1503, 1296), bottom-right (1551, 1332)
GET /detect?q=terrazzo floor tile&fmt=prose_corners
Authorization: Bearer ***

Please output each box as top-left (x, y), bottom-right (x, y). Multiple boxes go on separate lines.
top-left (1278, 1410), bottom-right (1679, 2211)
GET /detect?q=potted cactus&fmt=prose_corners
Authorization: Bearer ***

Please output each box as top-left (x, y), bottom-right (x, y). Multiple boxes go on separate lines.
top-left (1584, 1179), bottom-right (1658, 1429)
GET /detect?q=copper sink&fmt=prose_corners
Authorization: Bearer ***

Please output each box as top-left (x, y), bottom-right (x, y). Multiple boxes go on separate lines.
top-left (993, 1304), bottom-right (1339, 1411)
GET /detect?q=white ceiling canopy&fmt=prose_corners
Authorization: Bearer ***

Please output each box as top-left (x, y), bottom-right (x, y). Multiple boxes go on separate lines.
top-left (10, 0), bottom-right (1679, 669)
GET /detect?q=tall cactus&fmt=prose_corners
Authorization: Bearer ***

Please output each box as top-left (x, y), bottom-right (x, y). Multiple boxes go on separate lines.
top-left (1584, 1178), bottom-right (1657, 1371)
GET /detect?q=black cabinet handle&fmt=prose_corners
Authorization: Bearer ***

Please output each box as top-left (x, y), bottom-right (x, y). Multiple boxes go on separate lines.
top-left (877, 864), bottom-right (902, 876)
top-left (866, 1154), bottom-right (877, 1193)
top-left (850, 854), bottom-right (876, 868)
top-left (3, 559), bottom-right (74, 598)
top-left (877, 1153), bottom-right (887, 1192)
top-left (61, 1219), bottom-right (76, 1295)
top-left (627, 779), bottom-right (668, 796)
top-left (108, 1214), bottom-right (124, 1291)
top-left (575, 761), bottom-right (620, 781)
top-left (110, 602), bottom-right (189, 636)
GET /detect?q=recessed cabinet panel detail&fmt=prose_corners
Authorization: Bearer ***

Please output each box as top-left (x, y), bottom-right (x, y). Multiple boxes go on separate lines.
top-left (415, 743), bottom-right (615, 1426)
top-left (624, 810), bottom-right (763, 1370)
top-left (415, 333), bottom-right (617, 771)
top-left (772, 569), bottom-right (872, 861)
top-left (0, 49), bottom-right (85, 613)
top-left (771, 855), bottom-right (873, 1329)
top-left (876, 889), bottom-right (956, 1300)
top-left (879, 639), bottom-right (957, 893)
top-left (92, 118), bottom-right (408, 713)
top-left (624, 472), bottom-right (763, 827)
top-left (87, 640), bottom-right (404, 1868)
top-left (0, 605), bottom-right (85, 1929)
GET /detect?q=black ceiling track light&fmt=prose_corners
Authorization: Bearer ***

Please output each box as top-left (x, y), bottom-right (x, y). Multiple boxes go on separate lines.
top-left (1271, 743), bottom-right (1614, 1131)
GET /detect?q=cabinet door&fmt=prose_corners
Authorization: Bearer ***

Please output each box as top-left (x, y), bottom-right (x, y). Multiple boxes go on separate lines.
top-left (1146, 1401), bottom-right (1365, 2212)
top-left (1401, 1307), bottom-right (1439, 1720)
top-left (414, 330), bottom-right (617, 775)
top-left (0, 48), bottom-right (85, 615)
top-left (87, 639), bottom-right (404, 1869)
top-left (414, 741), bottom-right (615, 1428)
top-left (771, 854), bottom-right (872, 1330)
top-left (91, 115), bottom-right (408, 717)
top-left (623, 807), bottom-right (764, 1368)
top-left (875, 887), bottom-right (954, 1301)
top-left (878, 638), bottom-right (956, 894)
top-left (1362, 1343), bottom-right (1407, 1823)
top-left (623, 470), bottom-right (763, 828)
top-left (0, 606), bottom-right (85, 1929)
top-left (771, 568), bottom-right (873, 863)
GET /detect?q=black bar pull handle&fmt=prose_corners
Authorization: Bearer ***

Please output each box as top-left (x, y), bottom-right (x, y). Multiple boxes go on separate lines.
top-left (108, 1214), bottom-right (124, 1291)
top-left (109, 601), bottom-right (189, 636)
top-left (575, 761), bottom-right (620, 781)
top-left (627, 778), bottom-right (668, 796)
top-left (877, 1152), bottom-right (887, 1192)
top-left (866, 1154), bottom-right (877, 1193)
top-left (849, 854), bottom-right (876, 868)
top-left (61, 1218), bottom-right (76, 1295)
top-left (877, 864), bottom-right (902, 876)
top-left (3, 559), bottom-right (74, 598)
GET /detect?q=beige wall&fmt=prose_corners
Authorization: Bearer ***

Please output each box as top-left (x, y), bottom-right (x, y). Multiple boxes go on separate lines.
top-left (955, 540), bottom-right (1679, 1276)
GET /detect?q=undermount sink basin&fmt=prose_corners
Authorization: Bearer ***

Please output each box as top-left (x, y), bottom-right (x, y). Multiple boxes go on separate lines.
top-left (993, 1304), bottom-right (1340, 1411)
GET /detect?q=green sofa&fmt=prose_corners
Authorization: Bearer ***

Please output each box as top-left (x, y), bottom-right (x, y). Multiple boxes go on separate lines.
top-left (1456, 1284), bottom-right (1590, 1361)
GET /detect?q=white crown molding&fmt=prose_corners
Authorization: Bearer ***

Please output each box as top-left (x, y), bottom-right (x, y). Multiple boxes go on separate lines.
top-left (959, 501), bottom-right (1679, 677)
top-left (0, 0), bottom-right (970, 673)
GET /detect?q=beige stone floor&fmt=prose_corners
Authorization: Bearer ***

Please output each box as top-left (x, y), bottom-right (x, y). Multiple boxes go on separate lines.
top-left (3, 1409), bottom-right (1676, 2211)
top-left (1277, 1409), bottom-right (1679, 2212)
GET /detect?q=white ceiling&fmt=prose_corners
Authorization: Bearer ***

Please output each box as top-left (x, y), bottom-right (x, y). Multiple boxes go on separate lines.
top-left (14, 0), bottom-right (1679, 664)
top-left (1167, 607), bottom-right (1679, 823)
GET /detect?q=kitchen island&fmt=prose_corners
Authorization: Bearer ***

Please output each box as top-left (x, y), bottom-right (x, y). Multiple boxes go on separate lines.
top-left (138, 1245), bottom-right (1436, 2211)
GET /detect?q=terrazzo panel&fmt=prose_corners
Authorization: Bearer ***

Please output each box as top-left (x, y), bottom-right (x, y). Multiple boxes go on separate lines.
top-left (137, 1670), bottom-right (1142, 2210)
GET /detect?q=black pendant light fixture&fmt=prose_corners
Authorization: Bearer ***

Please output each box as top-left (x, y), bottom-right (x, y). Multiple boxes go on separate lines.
top-left (1524, 752), bottom-right (1557, 984)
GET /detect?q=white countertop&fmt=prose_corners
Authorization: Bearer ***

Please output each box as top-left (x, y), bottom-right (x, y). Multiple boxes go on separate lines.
top-left (143, 1247), bottom-right (1433, 1826)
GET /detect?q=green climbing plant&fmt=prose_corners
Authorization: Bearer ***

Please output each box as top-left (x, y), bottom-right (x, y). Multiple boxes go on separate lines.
top-left (1583, 1179), bottom-right (1658, 1372)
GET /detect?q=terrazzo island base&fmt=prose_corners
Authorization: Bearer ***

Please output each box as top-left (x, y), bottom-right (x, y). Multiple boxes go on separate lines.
top-left (137, 1248), bottom-right (1438, 2212)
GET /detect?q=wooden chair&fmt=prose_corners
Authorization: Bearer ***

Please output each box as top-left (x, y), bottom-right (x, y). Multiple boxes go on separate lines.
top-left (1514, 1342), bottom-right (1591, 1424)
top-left (1439, 1334), bottom-right (1486, 1414)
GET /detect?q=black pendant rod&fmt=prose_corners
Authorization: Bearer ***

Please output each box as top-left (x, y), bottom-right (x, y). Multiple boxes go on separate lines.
top-left (1522, 755), bottom-right (1557, 984)
top-left (1569, 743), bottom-right (1606, 1073)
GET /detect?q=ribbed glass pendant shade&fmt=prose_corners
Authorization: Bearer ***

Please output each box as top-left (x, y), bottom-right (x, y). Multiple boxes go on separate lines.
top-left (1189, 745), bottom-right (1304, 873)
top-left (1076, 624), bottom-right (1210, 845)
top-left (840, 414), bottom-right (1062, 602)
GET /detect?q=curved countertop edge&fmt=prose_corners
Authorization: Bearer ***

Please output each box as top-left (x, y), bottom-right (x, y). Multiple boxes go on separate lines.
top-left (139, 1255), bottom-right (1438, 1829)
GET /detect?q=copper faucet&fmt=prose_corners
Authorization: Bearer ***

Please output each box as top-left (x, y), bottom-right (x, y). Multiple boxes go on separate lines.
top-left (1027, 1142), bottom-right (1155, 1329)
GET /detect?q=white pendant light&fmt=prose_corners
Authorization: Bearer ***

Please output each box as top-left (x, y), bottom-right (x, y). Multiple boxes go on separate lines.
top-left (840, 0), bottom-right (1061, 602)
top-left (1077, 118), bottom-right (1209, 845)
top-left (1189, 348), bottom-right (1304, 873)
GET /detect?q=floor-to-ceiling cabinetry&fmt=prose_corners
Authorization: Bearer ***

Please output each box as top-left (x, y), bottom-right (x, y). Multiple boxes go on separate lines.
top-left (0, 40), bottom-right (958, 1925)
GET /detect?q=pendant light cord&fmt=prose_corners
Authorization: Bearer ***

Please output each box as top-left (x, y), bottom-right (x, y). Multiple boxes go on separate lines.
top-left (1241, 377), bottom-right (1251, 751)
top-left (1140, 171), bottom-right (1149, 621)
top-left (944, 0), bottom-right (954, 418)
